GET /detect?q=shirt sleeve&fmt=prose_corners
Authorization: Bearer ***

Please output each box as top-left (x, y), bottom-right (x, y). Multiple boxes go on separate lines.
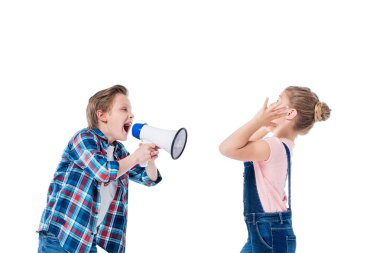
top-left (66, 131), bottom-right (119, 183)
top-left (128, 165), bottom-right (162, 186)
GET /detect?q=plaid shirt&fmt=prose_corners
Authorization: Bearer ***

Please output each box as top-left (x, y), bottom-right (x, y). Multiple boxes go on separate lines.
top-left (38, 128), bottom-right (162, 253)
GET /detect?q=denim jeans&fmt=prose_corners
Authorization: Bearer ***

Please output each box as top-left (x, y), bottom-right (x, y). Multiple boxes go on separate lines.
top-left (38, 232), bottom-right (97, 253)
top-left (240, 212), bottom-right (296, 253)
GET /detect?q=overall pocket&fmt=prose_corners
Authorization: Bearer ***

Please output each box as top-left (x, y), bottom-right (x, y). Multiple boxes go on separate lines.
top-left (286, 235), bottom-right (296, 253)
top-left (255, 221), bottom-right (273, 249)
top-left (271, 221), bottom-right (296, 253)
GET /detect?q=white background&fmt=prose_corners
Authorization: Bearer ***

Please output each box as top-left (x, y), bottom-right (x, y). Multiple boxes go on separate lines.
top-left (1, 0), bottom-right (379, 252)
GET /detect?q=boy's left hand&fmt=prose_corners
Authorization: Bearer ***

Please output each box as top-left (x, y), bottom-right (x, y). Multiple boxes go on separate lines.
top-left (146, 146), bottom-right (159, 181)
top-left (148, 146), bottom-right (159, 162)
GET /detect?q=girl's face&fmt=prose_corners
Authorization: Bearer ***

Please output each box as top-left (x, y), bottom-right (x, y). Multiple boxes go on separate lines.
top-left (269, 91), bottom-right (293, 128)
top-left (104, 94), bottom-right (134, 143)
top-left (270, 91), bottom-right (290, 109)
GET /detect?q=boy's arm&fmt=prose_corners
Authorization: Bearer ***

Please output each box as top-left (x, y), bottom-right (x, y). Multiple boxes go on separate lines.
top-left (128, 161), bottom-right (162, 186)
top-left (116, 153), bottom-right (159, 180)
top-left (116, 154), bottom-right (138, 179)
top-left (68, 131), bottom-right (119, 183)
top-left (117, 143), bottom-right (161, 186)
top-left (145, 160), bottom-right (158, 181)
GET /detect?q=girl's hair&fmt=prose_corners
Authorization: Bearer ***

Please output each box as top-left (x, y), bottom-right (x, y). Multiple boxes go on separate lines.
top-left (285, 86), bottom-right (331, 135)
top-left (86, 85), bottom-right (128, 129)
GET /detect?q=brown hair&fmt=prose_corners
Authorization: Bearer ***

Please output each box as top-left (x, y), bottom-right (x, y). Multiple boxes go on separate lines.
top-left (285, 86), bottom-right (331, 135)
top-left (86, 85), bottom-right (128, 129)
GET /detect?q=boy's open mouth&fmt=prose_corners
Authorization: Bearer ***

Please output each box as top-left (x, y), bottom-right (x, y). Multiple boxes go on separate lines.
top-left (123, 122), bottom-right (132, 133)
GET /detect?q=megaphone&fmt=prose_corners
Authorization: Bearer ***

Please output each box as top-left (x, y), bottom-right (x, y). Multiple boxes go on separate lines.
top-left (132, 123), bottom-right (188, 164)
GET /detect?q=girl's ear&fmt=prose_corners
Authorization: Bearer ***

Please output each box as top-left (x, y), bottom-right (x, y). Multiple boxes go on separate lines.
top-left (286, 108), bottom-right (297, 120)
top-left (96, 110), bottom-right (108, 123)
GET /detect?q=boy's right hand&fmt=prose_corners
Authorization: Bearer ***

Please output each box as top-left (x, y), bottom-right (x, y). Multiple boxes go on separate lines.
top-left (117, 144), bottom-right (159, 178)
top-left (131, 143), bottom-right (159, 165)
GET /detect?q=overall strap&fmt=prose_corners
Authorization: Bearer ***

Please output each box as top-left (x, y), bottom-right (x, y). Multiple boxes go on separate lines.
top-left (282, 143), bottom-right (292, 210)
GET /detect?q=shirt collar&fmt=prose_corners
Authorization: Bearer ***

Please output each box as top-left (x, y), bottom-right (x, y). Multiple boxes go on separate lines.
top-left (91, 127), bottom-right (108, 143)
top-left (90, 127), bottom-right (124, 152)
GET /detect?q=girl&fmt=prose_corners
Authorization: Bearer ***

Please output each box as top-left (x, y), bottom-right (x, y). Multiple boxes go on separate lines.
top-left (219, 86), bottom-right (331, 253)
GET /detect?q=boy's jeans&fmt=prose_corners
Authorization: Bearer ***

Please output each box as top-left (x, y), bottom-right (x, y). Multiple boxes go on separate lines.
top-left (38, 232), bottom-right (97, 253)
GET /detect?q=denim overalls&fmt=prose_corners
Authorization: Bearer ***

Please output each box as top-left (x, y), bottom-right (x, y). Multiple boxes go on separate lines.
top-left (241, 143), bottom-right (296, 253)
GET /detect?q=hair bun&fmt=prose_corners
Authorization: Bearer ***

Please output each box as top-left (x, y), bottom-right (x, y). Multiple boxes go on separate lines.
top-left (314, 101), bottom-right (331, 122)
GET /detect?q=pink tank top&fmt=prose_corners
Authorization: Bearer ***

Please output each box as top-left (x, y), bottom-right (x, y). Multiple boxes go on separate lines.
top-left (254, 136), bottom-right (294, 212)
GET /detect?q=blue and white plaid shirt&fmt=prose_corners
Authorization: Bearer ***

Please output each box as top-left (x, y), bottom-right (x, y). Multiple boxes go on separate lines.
top-left (38, 128), bottom-right (162, 253)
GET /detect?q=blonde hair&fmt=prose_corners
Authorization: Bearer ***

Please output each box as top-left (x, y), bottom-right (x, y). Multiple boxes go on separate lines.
top-left (285, 86), bottom-right (331, 135)
top-left (86, 85), bottom-right (128, 129)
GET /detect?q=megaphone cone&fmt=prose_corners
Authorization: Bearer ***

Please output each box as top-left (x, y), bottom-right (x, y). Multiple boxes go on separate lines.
top-left (132, 123), bottom-right (188, 160)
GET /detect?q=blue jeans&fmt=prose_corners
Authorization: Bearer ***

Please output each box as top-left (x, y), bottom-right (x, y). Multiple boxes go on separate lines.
top-left (240, 212), bottom-right (296, 253)
top-left (38, 232), bottom-right (97, 253)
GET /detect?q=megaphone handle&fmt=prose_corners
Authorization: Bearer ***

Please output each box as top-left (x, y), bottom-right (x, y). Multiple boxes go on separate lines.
top-left (138, 140), bottom-right (150, 167)
top-left (140, 161), bottom-right (148, 167)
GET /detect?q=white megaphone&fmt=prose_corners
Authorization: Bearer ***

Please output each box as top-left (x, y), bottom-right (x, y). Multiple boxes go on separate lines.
top-left (132, 123), bottom-right (188, 166)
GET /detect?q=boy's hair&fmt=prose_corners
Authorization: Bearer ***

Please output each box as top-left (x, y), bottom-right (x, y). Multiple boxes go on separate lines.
top-left (86, 85), bottom-right (128, 129)
top-left (285, 86), bottom-right (331, 135)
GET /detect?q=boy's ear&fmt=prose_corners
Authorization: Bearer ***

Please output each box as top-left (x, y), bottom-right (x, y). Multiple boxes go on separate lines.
top-left (285, 108), bottom-right (297, 120)
top-left (96, 110), bottom-right (107, 123)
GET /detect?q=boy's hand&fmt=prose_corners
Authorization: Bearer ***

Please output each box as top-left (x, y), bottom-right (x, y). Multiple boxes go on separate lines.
top-left (132, 143), bottom-right (159, 165)
top-left (117, 145), bottom-right (159, 178)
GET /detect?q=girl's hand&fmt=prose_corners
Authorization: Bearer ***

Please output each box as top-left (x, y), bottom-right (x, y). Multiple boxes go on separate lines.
top-left (253, 98), bottom-right (288, 128)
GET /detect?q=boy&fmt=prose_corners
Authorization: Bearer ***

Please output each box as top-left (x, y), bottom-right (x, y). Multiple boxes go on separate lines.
top-left (37, 85), bottom-right (161, 253)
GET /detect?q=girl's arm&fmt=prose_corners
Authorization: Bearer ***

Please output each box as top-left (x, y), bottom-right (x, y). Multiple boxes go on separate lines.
top-left (249, 127), bottom-right (270, 142)
top-left (219, 98), bottom-right (287, 162)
